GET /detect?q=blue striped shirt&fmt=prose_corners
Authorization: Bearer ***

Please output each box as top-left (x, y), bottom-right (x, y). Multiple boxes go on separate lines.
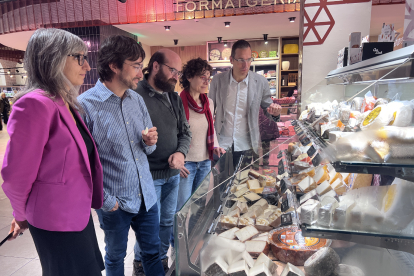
top-left (78, 80), bottom-right (157, 213)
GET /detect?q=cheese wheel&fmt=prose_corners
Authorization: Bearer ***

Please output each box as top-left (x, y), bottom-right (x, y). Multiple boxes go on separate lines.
top-left (304, 247), bottom-right (340, 276)
top-left (269, 226), bottom-right (331, 266)
top-left (360, 105), bottom-right (393, 129)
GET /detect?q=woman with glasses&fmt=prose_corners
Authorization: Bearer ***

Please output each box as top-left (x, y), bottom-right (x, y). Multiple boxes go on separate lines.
top-left (1, 28), bottom-right (104, 276)
top-left (175, 58), bottom-right (226, 215)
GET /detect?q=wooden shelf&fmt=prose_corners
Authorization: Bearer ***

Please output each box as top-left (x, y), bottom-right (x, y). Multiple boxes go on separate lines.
top-left (281, 85), bottom-right (296, 88)
top-left (281, 70), bottom-right (298, 72)
top-left (282, 53), bottom-right (299, 56)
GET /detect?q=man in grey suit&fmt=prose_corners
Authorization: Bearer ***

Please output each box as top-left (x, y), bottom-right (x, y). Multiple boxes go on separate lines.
top-left (209, 40), bottom-right (282, 169)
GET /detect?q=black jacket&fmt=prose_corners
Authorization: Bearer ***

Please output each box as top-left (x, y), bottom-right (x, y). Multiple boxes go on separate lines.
top-left (134, 77), bottom-right (192, 180)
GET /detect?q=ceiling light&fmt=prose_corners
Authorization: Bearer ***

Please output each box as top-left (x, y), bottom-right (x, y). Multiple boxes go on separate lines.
top-left (164, 26), bottom-right (171, 31)
top-left (289, 17), bottom-right (296, 23)
top-left (218, 37), bottom-right (222, 43)
top-left (24, 75), bottom-right (27, 78)
top-left (174, 39), bottom-right (178, 45)
top-left (16, 69), bottom-right (19, 73)
top-left (224, 22), bottom-right (230, 27)
top-left (118, 0), bottom-right (127, 3)
top-left (7, 70), bottom-right (10, 74)
top-left (224, 41), bottom-right (228, 47)
top-left (10, 75), bottom-right (13, 78)
top-left (263, 34), bottom-right (268, 44)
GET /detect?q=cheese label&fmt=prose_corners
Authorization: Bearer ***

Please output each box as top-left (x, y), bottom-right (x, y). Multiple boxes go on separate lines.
top-left (280, 179), bottom-right (288, 194)
top-left (362, 106), bottom-right (381, 126)
top-left (281, 198), bottom-right (290, 212)
top-left (275, 227), bottom-right (322, 248)
top-left (312, 153), bottom-right (322, 167)
top-left (307, 145), bottom-right (317, 157)
top-left (278, 159), bottom-right (285, 175)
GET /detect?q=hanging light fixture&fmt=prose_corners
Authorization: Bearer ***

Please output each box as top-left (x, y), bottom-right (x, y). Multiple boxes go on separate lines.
top-left (164, 26), bottom-right (171, 31)
top-left (217, 37), bottom-right (222, 43)
top-left (174, 39), bottom-right (178, 45)
top-left (224, 22), bottom-right (230, 27)
top-left (289, 17), bottom-right (296, 23)
top-left (263, 34), bottom-right (268, 45)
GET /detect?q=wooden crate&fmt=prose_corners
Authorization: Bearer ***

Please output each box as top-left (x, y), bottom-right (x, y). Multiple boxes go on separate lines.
top-left (288, 73), bottom-right (298, 86)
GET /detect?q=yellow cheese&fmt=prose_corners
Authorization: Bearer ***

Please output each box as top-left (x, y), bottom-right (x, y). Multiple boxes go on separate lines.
top-left (247, 179), bottom-right (261, 190)
top-left (348, 173), bottom-right (373, 190)
top-left (316, 180), bottom-right (332, 196)
top-left (329, 172), bottom-right (342, 184)
top-left (341, 173), bottom-right (351, 185)
top-left (331, 178), bottom-right (348, 195)
top-left (298, 176), bottom-right (316, 193)
top-left (237, 184), bottom-right (248, 191)
top-left (251, 187), bottom-right (264, 194)
top-left (234, 187), bottom-right (249, 198)
top-left (259, 175), bottom-right (276, 187)
top-left (249, 170), bottom-right (262, 179)
top-left (236, 169), bottom-right (250, 180)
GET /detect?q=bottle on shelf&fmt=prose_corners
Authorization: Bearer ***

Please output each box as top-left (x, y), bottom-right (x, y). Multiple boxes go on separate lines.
top-left (282, 77), bottom-right (285, 86)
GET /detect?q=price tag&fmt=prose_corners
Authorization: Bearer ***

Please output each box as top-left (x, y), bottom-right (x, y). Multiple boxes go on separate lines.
top-left (281, 198), bottom-right (290, 212)
top-left (281, 213), bottom-right (293, 226)
top-left (312, 153), bottom-right (322, 167)
top-left (307, 145), bottom-right (317, 157)
top-left (280, 179), bottom-right (287, 194)
top-left (278, 159), bottom-right (284, 175)
top-left (300, 136), bottom-right (311, 146)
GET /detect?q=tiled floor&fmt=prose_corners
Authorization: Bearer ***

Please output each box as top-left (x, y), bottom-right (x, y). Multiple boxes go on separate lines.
top-left (0, 129), bottom-right (137, 276)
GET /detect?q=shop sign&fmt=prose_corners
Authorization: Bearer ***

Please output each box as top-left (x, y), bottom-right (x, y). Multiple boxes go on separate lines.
top-left (175, 0), bottom-right (298, 13)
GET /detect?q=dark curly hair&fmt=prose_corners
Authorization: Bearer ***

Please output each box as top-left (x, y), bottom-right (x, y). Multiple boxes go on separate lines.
top-left (180, 58), bottom-right (212, 91)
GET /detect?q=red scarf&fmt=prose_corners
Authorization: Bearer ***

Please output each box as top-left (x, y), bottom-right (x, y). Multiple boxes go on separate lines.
top-left (180, 90), bottom-right (215, 160)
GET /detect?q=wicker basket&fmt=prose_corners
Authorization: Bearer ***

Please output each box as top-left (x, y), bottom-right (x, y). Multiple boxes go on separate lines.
top-left (274, 96), bottom-right (296, 105)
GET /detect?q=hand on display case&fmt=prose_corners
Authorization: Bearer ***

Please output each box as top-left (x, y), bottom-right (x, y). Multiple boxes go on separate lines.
top-left (267, 103), bottom-right (282, 116)
top-left (214, 147), bottom-right (226, 157)
top-left (169, 152), bottom-right (185, 170)
top-left (142, 127), bottom-right (158, 146)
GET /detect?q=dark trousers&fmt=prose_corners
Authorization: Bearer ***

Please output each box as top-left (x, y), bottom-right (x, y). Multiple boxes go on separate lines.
top-left (96, 203), bottom-right (164, 276)
top-left (232, 147), bottom-right (254, 171)
top-left (2, 110), bottom-right (8, 124)
top-left (253, 140), bottom-right (272, 169)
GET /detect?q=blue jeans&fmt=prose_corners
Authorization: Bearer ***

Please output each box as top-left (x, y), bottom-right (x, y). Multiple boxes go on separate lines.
top-left (134, 174), bottom-right (180, 261)
top-left (96, 203), bottom-right (164, 276)
top-left (170, 160), bottom-right (211, 248)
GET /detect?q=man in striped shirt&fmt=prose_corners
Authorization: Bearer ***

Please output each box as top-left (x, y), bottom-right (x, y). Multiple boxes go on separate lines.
top-left (78, 35), bottom-right (165, 276)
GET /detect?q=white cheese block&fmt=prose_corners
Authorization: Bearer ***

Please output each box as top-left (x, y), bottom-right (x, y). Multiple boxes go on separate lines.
top-left (227, 260), bottom-right (249, 276)
top-left (231, 201), bottom-right (249, 214)
top-left (236, 169), bottom-right (250, 181)
top-left (235, 225), bottom-right (259, 242)
top-left (244, 240), bottom-right (270, 257)
top-left (382, 179), bottom-right (414, 229)
top-left (251, 232), bottom-right (269, 243)
top-left (300, 189), bottom-right (319, 205)
top-left (249, 263), bottom-right (272, 276)
top-left (300, 201), bottom-right (321, 225)
top-left (341, 173), bottom-right (351, 184)
top-left (317, 203), bottom-right (336, 227)
top-left (326, 163), bottom-right (335, 173)
top-left (313, 166), bottom-right (329, 184)
top-left (361, 205), bottom-right (384, 231)
top-left (281, 262), bottom-right (305, 276)
top-left (332, 200), bottom-right (356, 229)
top-left (247, 179), bottom-right (261, 190)
top-left (349, 204), bottom-right (363, 230)
top-left (304, 247), bottom-right (340, 276)
top-left (316, 180), bottom-right (332, 196)
top-left (218, 227), bottom-right (240, 240)
top-left (298, 176), bottom-right (317, 193)
top-left (254, 253), bottom-right (277, 274)
top-left (236, 184), bottom-right (248, 191)
top-left (252, 198), bottom-right (269, 210)
top-left (204, 255), bottom-right (228, 276)
top-left (319, 190), bottom-right (339, 205)
top-left (331, 178), bottom-right (348, 196)
top-left (228, 208), bottom-right (240, 218)
top-left (348, 173), bottom-right (372, 190)
top-left (238, 217), bottom-right (255, 227)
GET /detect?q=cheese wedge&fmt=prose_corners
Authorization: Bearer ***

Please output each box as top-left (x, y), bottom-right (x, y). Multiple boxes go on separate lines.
top-left (250, 187), bottom-right (264, 194)
top-left (204, 256), bottom-right (228, 276)
top-left (240, 250), bottom-right (255, 268)
top-left (220, 216), bottom-right (238, 229)
top-left (227, 260), bottom-right (249, 276)
top-left (299, 167), bottom-right (316, 178)
top-left (314, 166), bottom-right (329, 184)
top-left (254, 253), bottom-right (277, 274)
top-left (236, 183), bottom-right (248, 191)
top-left (235, 225), bottom-right (259, 242)
top-left (316, 180), bottom-right (332, 196)
top-left (298, 176), bottom-right (317, 193)
top-left (249, 263), bottom-right (272, 276)
top-left (331, 178), bottom-right (347, 195)
top-left (348, 173), bottom-right (372, 190)
top-left (329, 172), bottom-right (342, 184)
top-left (228, 208), bottom-right (240, 218)
top-left (236, 169), bottom-right (250, 181)
top-left (247, 179), bottom-right (261, 190)
top-left (341, 173), bottom-right (351, 184)
top-left (259, 175), bottom-right (276, 187)
top-left (243, 192), bottom-right (261, 202)
top-left (249, 170), bottom-right (262, 179)
top-left (234, 187), bottom-right (249, 198)
top-left (238, 217), bottom-right (255, 227)
top-left (252, 198), bottom-right (269, 209)
top-left (218, 227), bottom-right (240, 240)
top-left (245, 240), bottom-right (270, 257)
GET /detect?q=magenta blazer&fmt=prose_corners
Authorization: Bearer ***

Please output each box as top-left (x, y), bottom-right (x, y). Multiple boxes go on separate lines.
top-left (2, 90), bottom-right (103, 232)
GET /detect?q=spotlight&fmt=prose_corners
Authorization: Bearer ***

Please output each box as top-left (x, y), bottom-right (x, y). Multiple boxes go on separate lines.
top-left (218, 37), bottom-right (222, 43)
top-left (174, 39), bottom-right (178, 45)
top-left (164, 26), bottom-right (171, 31)
top-left (24, 75), bottom-right (27, 78)
top-left (224, 22), bottom-right (230, 27)
top-left (118, 0), bottom-right (127, 3)
top-left (10, 75), bottom-right (13, 78)
top-left (224, 41), bottom-right (228, 47)
top-left (289, 17), bottom-right (296, 23)
top-left (263, 34), bottom-right (268, 44)
top-left (7, 70), bottom-right (10, 74)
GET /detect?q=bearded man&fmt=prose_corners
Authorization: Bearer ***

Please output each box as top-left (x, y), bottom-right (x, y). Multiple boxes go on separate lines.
top-left (132, 49), bottom-right (192, 276)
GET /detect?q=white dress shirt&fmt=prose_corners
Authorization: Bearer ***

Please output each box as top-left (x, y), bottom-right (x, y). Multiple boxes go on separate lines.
top-left (219, 71), bottom-right (251, 151)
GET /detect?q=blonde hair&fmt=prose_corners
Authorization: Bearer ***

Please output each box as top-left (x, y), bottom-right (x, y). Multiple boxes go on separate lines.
top-left (13, 28), bottom-right (88, 110)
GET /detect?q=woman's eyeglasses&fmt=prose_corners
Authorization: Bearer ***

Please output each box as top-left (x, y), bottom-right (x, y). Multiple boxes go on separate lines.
top-left (68, 54), bottom-right (88, 66)
top-left (199, 75), bottom-right (211, 84)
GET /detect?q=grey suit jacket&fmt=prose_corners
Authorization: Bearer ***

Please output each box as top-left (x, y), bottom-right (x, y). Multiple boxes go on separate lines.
top-left (209, 70), bottom-right (279, 154)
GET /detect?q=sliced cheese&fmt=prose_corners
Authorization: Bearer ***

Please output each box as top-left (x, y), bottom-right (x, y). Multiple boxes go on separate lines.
top-left (243, 192), bottom-right (261, 202)
top-left (348, 173), bottom-right (372, 190)
top-left (234, 187), bottom-right (249, 198)
top-left (252, 198), bottom-right (269, 209)
top-left (250, 187), bottom-right (264, 194)
top-left (316, 180), bottom-right (332, 196)
top-left (247, 179), bottom-right (261, 190)
top-left (228, 208), bottom-right (240, 218)
top-left (235, 225), bottom-right (259, 242)
top-left (341, 173), bottom-right (351, 185)
top-left (245, 240), bottom-right (270, 258)
top-left (220, 216), bottom-right (239, 229)
top-left (227, 260), bottom-right (249, 275)
top-left (236, 169), bottom-right (250, 181)
top-left (254, 253), bottom-right (277, 274)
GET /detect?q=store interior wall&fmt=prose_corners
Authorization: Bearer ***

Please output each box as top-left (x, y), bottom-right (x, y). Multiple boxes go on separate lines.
top-left (302, 1), bottom-right (372, 94)
top-left (141, 42), bottom-right (151, 68)
top-left (369, 4), bottom-right (404, 43)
